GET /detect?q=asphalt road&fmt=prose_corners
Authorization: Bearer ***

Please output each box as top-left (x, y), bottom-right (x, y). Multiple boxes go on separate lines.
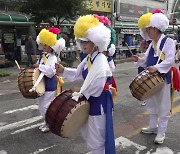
top-left (0, 62), bottom-right (180, 154)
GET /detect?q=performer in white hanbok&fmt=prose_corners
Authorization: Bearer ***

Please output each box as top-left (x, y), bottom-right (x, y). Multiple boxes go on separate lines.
top-left (34, 27), bottom-right (65, 132)
top-left (55, 15), bottom-right (116, 154)
top-left (131, 9), bottom-right (175, 144)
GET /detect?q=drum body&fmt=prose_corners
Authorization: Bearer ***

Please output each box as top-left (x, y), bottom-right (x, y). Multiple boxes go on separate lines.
top-left (46, 89), bottom-right (90, 138)
top-left (129, 70), bottom-right (165, 101)
top-left (18, 68), bottom-right (45, 99)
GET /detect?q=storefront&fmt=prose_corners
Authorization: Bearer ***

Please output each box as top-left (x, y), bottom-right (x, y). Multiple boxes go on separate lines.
top-left (0, 12), bottom-right (36, 63)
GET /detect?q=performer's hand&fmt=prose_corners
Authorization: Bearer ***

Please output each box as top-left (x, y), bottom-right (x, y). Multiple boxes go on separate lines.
top-left (33, 64), bottom-right (39, 68)
top-left (147, 66), bottom-right (158, 73)
top-left (55, 63), bottom-right (64, 73)
top-left (131, 55), bottom-right (139, 62)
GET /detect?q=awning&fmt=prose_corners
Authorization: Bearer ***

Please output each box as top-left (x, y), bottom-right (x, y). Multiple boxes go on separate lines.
top-left (0, 12), bottom-right (33, 25)
top-left (115, 21), bottom-right (138, 29)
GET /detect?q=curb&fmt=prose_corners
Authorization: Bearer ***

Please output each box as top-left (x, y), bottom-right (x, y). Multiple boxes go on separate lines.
top-left (0, 58), bottom-right (133, 82)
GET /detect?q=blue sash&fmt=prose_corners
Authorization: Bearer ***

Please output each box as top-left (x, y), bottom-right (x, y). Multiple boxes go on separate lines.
top-left (146, 37), bottom-right (171, 84)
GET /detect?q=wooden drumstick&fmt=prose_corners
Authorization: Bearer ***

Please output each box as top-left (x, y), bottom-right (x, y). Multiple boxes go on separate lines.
top-left (125, 43), bottom-right (134, 56)
top-left (15, 60), bottom-right (21, 70)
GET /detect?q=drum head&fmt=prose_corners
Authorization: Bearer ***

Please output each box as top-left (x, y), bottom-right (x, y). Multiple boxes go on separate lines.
top-left (61, 100), bottom-right (90, 138)
top-left (33, 68), bottom-right (45, 96)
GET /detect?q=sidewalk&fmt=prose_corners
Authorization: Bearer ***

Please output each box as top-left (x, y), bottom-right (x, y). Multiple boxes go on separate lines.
top-left (0, 58), bottom-right (132, 83)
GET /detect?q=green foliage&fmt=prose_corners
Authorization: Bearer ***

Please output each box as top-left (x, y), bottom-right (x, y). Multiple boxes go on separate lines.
top-left (0, 70), bottom-right (9, 77)
top-left (16, 0), bottom-right (87, 24)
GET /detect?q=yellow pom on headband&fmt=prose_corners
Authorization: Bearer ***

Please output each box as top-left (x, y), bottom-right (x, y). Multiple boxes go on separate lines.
top-left (74, 15), bottom-right (99, 38)
top-left (74, 14), bottom-right (111, 52)
top-left (138, 13), bottom-right (152, 29)
top-left (36, 28), bottom-right (66, 55)
top-left (39, 29), bottom-right (57, 47)
top-left (137, 10), bottom-right (169, 40)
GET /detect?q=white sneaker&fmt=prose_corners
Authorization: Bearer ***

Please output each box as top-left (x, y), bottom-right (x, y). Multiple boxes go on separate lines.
top-left (141, 102), bottom-right (146, 106)
top-left (141, 127), bottom-right (158, 134)
top-left (154, 133), bottom-right (165, 144)
top-left (41, 126), bottom-right (50, 133)
top-left (39, 123), bottom-right (46, 130)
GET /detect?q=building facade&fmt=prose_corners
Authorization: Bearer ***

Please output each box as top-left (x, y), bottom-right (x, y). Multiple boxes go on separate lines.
top-left (0, 0), bottom-right (36, 64)
top-left (113, 0), bottom-right (180, 56)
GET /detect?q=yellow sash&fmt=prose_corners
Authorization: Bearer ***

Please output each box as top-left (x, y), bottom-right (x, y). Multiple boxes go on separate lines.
top-left (110, 86), bottom-right (118, 104)
top-left (56, 75), bottom-right (64, 96)
top-left (153, 42), bottom-right (165, 61)
top-left (158, 50), bottom-right (165, 61)
top-left (42, 54), bottom-right (64, 96)
top-left (42, 54), bottom-right (48, 64)
top-left (87, 56), bottom-right (92, 71)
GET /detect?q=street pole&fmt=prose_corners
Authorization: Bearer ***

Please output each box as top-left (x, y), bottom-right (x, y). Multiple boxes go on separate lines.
top-left (166, 0), bottom-right (169, 15)
top-left (111, 0), bottom-right (115, 28)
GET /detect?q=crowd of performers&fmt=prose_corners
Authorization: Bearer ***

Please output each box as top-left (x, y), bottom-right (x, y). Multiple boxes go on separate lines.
top-left (18, 8), bottom-right (180, 154)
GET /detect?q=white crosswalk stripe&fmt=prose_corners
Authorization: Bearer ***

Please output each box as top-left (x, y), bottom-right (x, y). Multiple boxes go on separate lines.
top-left (0, 116), bottom-right (42, 132)
top-left (3, 105), bottom-right (38, 114)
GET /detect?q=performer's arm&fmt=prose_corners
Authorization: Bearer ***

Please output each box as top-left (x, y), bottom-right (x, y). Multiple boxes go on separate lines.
top-left (155, 38), bottom-right (175, 73)
top-left (82, 76), bottom-right (107, 99)
top-left (56, 60), bottom-right (85, 82)
top-left (39, 56), bottom-right (57, 78)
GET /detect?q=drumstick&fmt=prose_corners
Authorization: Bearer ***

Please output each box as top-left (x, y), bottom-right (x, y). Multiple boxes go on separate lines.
top-left (125, 43), bottom-right (134, 56)
top-left (15, 60), bottom-right (21, 70)
top-left (29, 72), bottom-right (44, 92)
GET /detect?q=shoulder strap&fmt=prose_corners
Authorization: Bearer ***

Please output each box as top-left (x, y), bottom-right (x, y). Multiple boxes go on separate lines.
top-left (159, 37), bottom-right (168, 51)
top-left (157, 37), bottom-right (168, 63)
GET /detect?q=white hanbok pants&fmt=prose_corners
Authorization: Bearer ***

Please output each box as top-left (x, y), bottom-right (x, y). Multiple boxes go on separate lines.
top-left (81, 114), bottom-right (106, 154)
top-left (36, 91), bottom-right (56, 118)
top-left (146, 82), bottom-right (171, 134)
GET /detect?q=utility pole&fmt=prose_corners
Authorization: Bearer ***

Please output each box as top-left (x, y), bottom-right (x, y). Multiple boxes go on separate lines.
top-left (166, 0), bottom-right (169, 16)
top-left (111, 0), bottom-right (115, 28)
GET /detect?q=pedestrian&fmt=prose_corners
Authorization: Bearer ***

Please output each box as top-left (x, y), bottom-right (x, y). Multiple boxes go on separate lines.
top-left (34, 27), bottom-right (65, 133)
top-left (55, 14), bottom-right (115, 154)
top-left (131, 9), bottom-right (175, 144)
top-left (25, 36), bottom-right (35, 67)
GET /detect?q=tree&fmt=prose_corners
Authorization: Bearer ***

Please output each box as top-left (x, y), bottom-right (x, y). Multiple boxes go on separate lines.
top-left (15, 0), bottom-right (87, 25)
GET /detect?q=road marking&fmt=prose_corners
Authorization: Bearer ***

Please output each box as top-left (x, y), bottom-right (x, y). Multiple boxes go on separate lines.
top-left (11, 122), bottom-right (44, 134)
top-left (0, 90), bottom-right (19, 95)
top-left (86, 136), bottom-right (146, 154)
top-left (115, 136), bottom-right (146, 150)
top-left (29, 145), bottom-right (56, 154)
top-left (0, 116), bottom-right (42, 132)
top-left (3, 105), bottom-right (38, 114)
top-left (0, 150), bottom-right (7, 154)
top-left (151, 147), bottom-right (174, 154)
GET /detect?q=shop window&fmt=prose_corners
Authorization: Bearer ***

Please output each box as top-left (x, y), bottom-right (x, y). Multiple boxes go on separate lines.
top-left (0, 4), bottom-right (6, 11)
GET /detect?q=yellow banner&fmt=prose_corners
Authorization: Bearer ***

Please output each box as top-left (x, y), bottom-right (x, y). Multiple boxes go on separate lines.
top-left (85, 0), bottom-right (112, 13)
